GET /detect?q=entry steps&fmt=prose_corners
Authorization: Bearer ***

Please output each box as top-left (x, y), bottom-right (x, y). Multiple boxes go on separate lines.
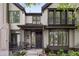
top-left (26, 49), bottom-right (43, 56)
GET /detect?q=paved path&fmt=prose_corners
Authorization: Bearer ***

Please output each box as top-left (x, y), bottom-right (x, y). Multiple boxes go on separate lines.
top-left (26, 49), bottom-right (43, 56)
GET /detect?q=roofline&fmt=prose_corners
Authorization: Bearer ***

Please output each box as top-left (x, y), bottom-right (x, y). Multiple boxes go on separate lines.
top-left (42, 3), bottom-right (52, 12)
top-left (13, 3), bottom-right (26, 13)
top-left (25, 13), bottom-right (42, 16)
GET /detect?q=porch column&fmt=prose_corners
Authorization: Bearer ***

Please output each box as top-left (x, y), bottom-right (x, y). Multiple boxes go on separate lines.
top-left (74, 29), bottom-right (79, 48)
top-left (17, 34), bottom-right (20, 47)
top-left (43, 30), bottom-right (49, 48)
top-left (20, 30), bottom-right (24, 49)
top-left (69, 30), bottom-right (74, 48)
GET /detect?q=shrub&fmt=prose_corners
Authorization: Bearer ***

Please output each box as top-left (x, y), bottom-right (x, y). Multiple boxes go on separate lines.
top-left (44, 47), bottom-right (51, 54)
top-left (13, 50), bottom-right (26, 56)
top-left (43, 47), bottom-right (79, 56)
top-left (67, 50), bottom-right (79, 56)
top-left (48, 51), bottom-right (56, 56)
top-left (57, 49), bottom-right (67, 56)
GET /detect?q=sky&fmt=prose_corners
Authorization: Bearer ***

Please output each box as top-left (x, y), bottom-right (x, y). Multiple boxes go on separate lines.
top-left (21, 3), bottom-right (45, 13)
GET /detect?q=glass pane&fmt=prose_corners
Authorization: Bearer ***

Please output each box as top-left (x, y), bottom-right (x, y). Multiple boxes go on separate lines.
top-left (37, 16), bottom-right (40, 21)
top-left (33, 16), bottom-right (36, 21)
top-left (61, 11), bottom-right (66, 24)
top-left (55, 12), bottom-right (60, 24)
top-left (48, 11), bottom-right (53, 24)
top-left (49, 32), bottom-right (54, 46)
top-left (13, 11), bottom-right (20, 23)
top-left (37, 21), bottom-right (40, 24)
top-left (31, 32), bottom-right (36, 48)
top-left (53, 31), bottom-right (58, 46)
top-left (58, 31), bottom-right (63, 46)
top-left (67, 12), bottom-right (73, 24)
top-left (9, 12), bottom-right (13, 23)
top-left (62, 31), bottom-right (65, 46)
top-left (37, 16), bottom-right (40, 24)
top-left (49, 30), bottom-right (68, 47)
top-left (32, 16), bottom-right (41, 24)
top-left (33, 21), bottom-right (36, 24)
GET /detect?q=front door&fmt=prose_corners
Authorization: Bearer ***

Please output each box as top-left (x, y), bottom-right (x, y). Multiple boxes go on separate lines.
top-left (36, 32), bottom-right (42, 48)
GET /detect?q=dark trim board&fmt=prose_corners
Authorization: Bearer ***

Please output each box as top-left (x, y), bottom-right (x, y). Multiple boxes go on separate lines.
top-left (18, 24), bottom-right (44, 30)
top-left (69, 48), bottom-right (79, 51)
top-left (25, 13), bottom-right (42, 16)
top-left (13, 3), bottom-right (26, 13)
top-left (48, 8), bottom-right (75, 11)
top-left (42, 3), bottom-right (52, 11)
top-left (45, 25), bottom-right (77, 29)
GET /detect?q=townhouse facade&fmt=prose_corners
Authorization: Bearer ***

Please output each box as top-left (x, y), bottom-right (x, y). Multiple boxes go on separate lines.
top-left (1, 3), bottom-right (79, 55)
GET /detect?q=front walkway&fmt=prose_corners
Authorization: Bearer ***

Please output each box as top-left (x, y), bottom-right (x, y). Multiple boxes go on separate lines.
top-left (26, 49), bottom-right (43, 56)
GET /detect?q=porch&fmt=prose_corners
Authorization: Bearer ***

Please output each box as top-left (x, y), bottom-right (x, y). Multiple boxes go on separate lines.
top-left (18, 24), bottom-right (44, 49)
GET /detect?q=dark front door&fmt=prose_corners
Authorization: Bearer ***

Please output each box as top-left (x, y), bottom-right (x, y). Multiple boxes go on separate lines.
top-left (36, 32), bottom-right (42, 48)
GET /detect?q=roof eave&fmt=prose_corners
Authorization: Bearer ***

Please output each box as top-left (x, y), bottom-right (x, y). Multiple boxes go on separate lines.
top-left (42, 3), bottom-right (52, 12)
top-left (13, 3), bottom-right (26, 13)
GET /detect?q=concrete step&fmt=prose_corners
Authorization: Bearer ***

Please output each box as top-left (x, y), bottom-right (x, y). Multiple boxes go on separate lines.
top-left (26, 49), bottom-right (43, 56)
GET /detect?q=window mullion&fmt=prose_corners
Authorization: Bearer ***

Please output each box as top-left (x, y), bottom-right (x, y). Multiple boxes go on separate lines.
top-left (62, 31), bottom-right (63, 47)
top-left (53, 10), bottom-right (56, 24)
top-left (65, 11), bottom-right (67, 24)
top-left (58, 31), bottom-right (59, 47)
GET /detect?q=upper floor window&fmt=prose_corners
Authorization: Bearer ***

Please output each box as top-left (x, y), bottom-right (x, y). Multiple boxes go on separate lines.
top-left (32, 16), bottom-right (41, 24)
top-left (48, 11), bottom-right (53, 24)
top-left (9, 11), bottom-right (20, 23)
top-left (55, 11), bottom-right (60, 24)
top-left (48, 9), bottom-right (75, 25)
top-left (61, 11), bottom-right (66, 24)
top-left (67, 11), bottom-right (73, 24)
top-left (48, 10), bottom-right (61, 25)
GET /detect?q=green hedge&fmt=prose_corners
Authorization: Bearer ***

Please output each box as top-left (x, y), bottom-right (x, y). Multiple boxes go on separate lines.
top-left (44, 48), bottom-right (79, 56)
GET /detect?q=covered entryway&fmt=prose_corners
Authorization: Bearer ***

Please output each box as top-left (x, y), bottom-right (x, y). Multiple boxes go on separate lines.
top-left (18, 24), bottom-right (44, 49)
top-left (24, 31), bottom-right (43, 49)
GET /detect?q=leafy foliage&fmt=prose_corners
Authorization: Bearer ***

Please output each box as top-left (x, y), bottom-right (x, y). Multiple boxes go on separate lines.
top-left (25, 3), bottom-right (40, 7)
top-left (44, 48), bottom-right (79, 56)
top-left (58, 3), bottom-right (72, 11)
top-left (67, 50), bottom-right (79, 56)
top-left (13, 50), bottom-right (26, 56)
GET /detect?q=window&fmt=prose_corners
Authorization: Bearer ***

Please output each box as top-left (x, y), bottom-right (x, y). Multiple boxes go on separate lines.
top-left (48, 11), bottom-right (53, 24)
top-left (49, 30), bottom-right (68, 46)
top-left (48, 9), bottom-right (75, 25)
top-left (55, 11), bottom-right (60, 24)
top-left (10, 33), bottom-right (18, 48)
top-left (61, 11), bottom-right (66, 24)
top-left (32, 16), bottom-right (41, 24)
top-left (67, 11), bottom-right (73, 24)
top-left (48, 10), bottom-right (63, 25)
top-left (9, 11), bottom-right (20, 23)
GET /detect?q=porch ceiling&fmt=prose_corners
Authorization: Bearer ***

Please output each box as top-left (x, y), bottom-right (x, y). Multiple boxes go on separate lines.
top-left (18, 24), bottom-right (44, 30)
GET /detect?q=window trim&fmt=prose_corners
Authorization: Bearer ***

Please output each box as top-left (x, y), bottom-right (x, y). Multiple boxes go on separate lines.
top-left (9, 10), bottom-right (20, 23)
